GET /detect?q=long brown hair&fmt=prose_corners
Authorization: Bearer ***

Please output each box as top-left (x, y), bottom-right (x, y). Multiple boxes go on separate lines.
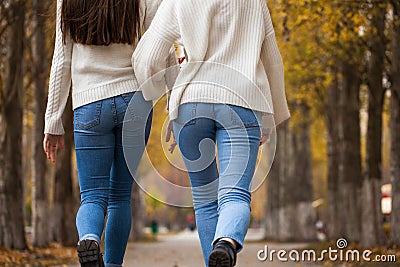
top-left (61, 0), bottom-right (141, 45)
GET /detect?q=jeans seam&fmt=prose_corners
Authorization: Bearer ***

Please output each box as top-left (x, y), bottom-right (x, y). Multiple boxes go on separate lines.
top-left (111, 98), bottom-right (118, 126)
top-left (121, 93), bottom-right (137, 123)
top-left (191, 103), bottom-right (197, 123)
top-left (212, 103), bottom-right (216, 120)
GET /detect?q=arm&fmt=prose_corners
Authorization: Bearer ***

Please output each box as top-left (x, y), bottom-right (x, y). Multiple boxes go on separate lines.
top-left (165, 46), bottom-right (180, 108)
top-left (260, 3), bottom-right (290, 127)
top-left (144, 0), bottom-right (179, 94)
top-left (44, 0), bottom-right (72, 135)
top-left (142, 0), bottom-right (162, 31)
top-left (133, 0), bottom-right (180, 100)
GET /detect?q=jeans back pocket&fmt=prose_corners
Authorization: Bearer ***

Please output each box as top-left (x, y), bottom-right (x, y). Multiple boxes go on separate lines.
top-left (176, 103), bottom-right (197, 126)
top-left (74, 101), bottom-right (102, 130)
top-left (229, 105), bottom-right (261, 128)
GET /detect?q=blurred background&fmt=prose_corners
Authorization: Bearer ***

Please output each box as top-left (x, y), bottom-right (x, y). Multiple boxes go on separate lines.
top-left (0, 0), bottom-right (399, 265)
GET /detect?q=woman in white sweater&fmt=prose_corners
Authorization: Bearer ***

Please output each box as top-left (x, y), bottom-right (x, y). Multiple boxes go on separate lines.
top-left (43, 0), bottom-right (165, 266)
top-left (133, 0), bottom-right (290, 266)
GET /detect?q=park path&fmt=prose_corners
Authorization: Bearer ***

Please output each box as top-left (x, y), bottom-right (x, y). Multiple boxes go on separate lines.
top-left (121, 229), bottom-right (323, 267)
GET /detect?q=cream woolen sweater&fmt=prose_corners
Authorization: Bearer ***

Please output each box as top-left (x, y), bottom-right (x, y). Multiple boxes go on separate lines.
top-left (133, 0), bottom-right (290, 127)
top-left (44, 0), bottom-right (163, 135)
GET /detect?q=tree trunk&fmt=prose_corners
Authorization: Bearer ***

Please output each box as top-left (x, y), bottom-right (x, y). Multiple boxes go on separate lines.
top-left (50, 97), bottom-right (78, 246)
top-left (129, 181), bottom-right (145, 241)
top-left (31, 0), bottom-right (50, 248)
top-left (282, 105), bottom-right (315, 241)
top-left (265, 108), bottom-right (315, 242)
top-left (264, 122), bottom-right (285, 240)
top-left (362, 4), bottom-right (386, 247)
top-left (0, 0), bottom-right (27, 249)
top-left (390, 3), bottom-right (400, 247)
top-left (326, 67), bottom-right (340, 240)
top-left (338, 61), bottom-right (362, 242)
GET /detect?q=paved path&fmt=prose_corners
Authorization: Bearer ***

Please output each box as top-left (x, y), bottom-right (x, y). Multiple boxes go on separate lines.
top-left (69, 229), bottom-right (399, 267)
top-left (69, 229), bottom-right (326, 266)
top-left (122, 229), bottom-right (323, 267)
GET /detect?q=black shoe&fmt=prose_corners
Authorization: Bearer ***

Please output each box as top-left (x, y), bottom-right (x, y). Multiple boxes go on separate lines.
top-left (208, 240), bottom-right (237, 267)
top-left (77, 239), bottom-right (105, 267)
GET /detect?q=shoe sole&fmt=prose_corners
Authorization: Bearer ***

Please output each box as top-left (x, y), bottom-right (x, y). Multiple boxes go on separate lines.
top-left (209, 248), bottom-right (232, 267)
top-left (77, 240), bottom-right (103, 267)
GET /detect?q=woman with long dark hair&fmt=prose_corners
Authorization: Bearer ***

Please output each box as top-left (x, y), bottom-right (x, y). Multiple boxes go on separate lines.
top-left (43, 1), bottom-right (171, 266)
top-left (133, 0), bottom-right (290, 266)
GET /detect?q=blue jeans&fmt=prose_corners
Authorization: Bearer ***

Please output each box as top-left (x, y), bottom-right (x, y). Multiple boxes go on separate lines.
top-left (74, 92), bottom-right (152, 267)
top-left (173, 103), bottom-right (262, 266)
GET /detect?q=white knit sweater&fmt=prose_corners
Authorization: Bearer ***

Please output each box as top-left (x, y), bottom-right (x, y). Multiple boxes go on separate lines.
top-left (133, 0), bottom-right (290, 128)
top-left (44, 0), bottom-right (163, 135)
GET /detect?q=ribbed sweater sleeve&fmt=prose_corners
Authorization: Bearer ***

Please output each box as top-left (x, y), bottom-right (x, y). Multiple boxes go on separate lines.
top-left (44, 0), bottom-right (72, 134)
top-left (133, 0), bottom-right (180, 101)
top-left (166, 46), bottom-right (179, 96)
top-left (143, 0), bottom-right (162, 31)
top-left (261, 3), bottom-right (290, 126)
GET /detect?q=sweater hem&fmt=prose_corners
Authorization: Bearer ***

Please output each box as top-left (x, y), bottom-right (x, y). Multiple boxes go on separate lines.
top-left (72, 79), bottom-right (140, 110)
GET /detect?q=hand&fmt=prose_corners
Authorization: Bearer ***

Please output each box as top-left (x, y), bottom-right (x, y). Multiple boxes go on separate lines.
top-left (260, 128), bottom-right (271, 146)
top-left (165, 121), bottom-right (177, 153)
top-left (43, 134), bottom-right (65, 163)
